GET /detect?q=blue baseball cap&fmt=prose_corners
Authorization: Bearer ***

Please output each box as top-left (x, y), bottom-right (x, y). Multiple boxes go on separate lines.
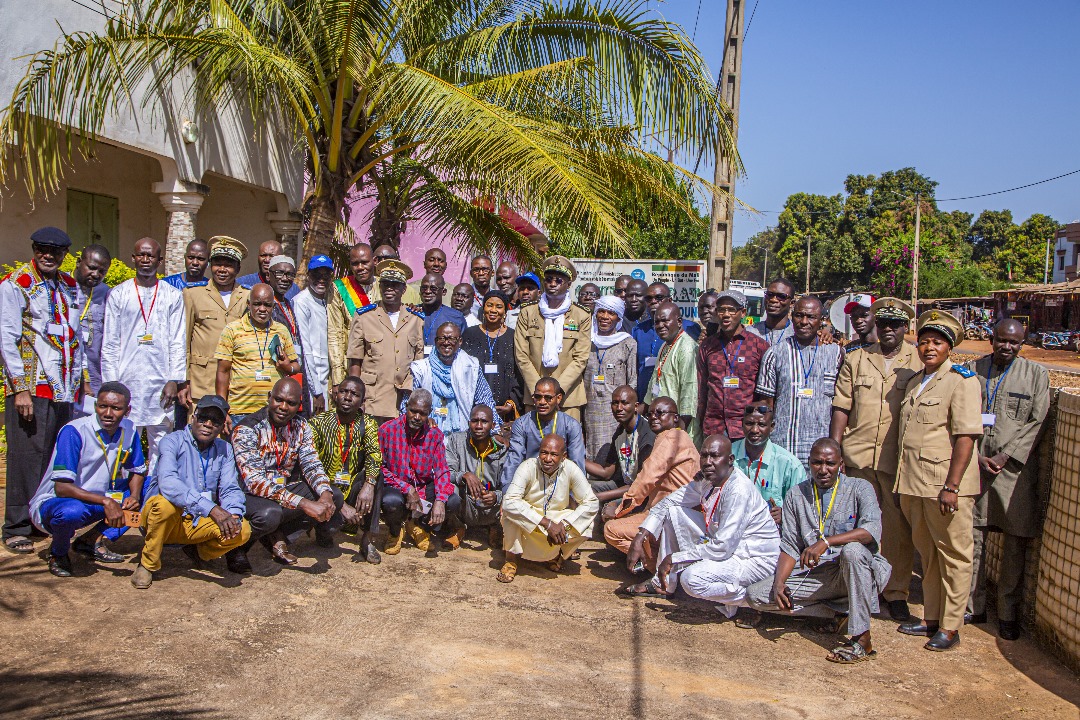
top-left (308, 254), bottom-right (333, 271)
top-left (516, 272), bottom-right (540, 288)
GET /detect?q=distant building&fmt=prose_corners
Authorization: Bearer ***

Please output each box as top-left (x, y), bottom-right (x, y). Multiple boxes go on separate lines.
top-left (1052, 221), bottom-right (1080, 283)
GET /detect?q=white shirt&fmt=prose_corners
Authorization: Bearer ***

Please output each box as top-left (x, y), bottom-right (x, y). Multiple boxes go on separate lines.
top-left (464, 314), bottom-right (481, 328)
top-left (388, 310), bottom-right (400, 330)
top-left (220, 290), bottom-right (232, 308)
top-left (100, 279), bottom-right (187, 426)
top-left (293, 288), bottom-right (329, 398)
top-left (505, 307), bottom-right (520, 330)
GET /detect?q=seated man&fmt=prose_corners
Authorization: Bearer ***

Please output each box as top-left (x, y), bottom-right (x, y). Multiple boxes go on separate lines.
top-left (446, 404), bottom-right (507, 549)
top-left (308, 376), bottom-right (384, 564)
top-left (378, 389), bottom-right (462, 556)
top-left (228, 378), bottom-right (343, 572)
top-left (29, 382), bottom-right (147, 577)
top-left (585, 385), bottom-right (656, 502)
top-left (499, 378), bottom-right (586, 492)
top-left (601, 397), bottom-right (699, 570)
top-left (499, 434), bottom-right (599, 582)
top-left (133, 395), bottom-right (251, 588)
top-left (407, 321), bottom-right (495, 434)
top-left (746, 439), bottom-right (891, 664)
top-left (732, 405), bottom-right (806, 526)
top-left (624, 434), bottom-right (779, 618)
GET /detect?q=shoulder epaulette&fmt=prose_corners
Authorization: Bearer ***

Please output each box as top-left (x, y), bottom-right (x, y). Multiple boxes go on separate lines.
top-left (573, 301), bottom-right (593, 314)
top-left (519, 300), bottom-right (538, 308)
top-left (951, 364), bottom-right (975, 378)
top-left (356, 303), bottom-right (377, 315)
top-left (407, 305), bottom-right (425, 319)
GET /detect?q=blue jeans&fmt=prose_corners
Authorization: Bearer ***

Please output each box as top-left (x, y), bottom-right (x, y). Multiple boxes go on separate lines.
top-left (39, 492), bottom-right (136, 557)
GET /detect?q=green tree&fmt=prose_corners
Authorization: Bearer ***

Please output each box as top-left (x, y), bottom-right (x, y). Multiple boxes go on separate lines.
top-left (774, 192), bottom-right (843, 291)
top-left (967, 210), bottom-right (1016, 263)
top-left (731, 227), bottom-right (778, 284)
top-left (1, 0), bottom-right (735, 275)
top-left (995, 213), bottom-right (1062, 283)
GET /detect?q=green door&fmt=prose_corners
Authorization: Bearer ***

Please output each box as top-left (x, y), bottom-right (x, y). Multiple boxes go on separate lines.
top-left (66, 189), bottom-right (119, 258)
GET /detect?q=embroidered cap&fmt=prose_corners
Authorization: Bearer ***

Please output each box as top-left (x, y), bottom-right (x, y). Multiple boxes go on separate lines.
top-left (269, 254), bottom-right (295, 269)
top-left (870, 296), bottom-right (914, 322)
top-left (376, 259), bottom-right (412, 284)
top-left (208, 236), bottom-right (248, 263)
top-left (542, 255), bottom-right (577, 282)
top-left (308, 254), bottom-right (334, 271)
top-left (916, 309), bottom-right (962, 347)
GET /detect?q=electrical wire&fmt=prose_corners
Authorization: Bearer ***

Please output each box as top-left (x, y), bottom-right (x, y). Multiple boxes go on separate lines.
top-left (744, 0), bottom-right (762, 39)
top-left (691, 0), bottom-right (703, 40)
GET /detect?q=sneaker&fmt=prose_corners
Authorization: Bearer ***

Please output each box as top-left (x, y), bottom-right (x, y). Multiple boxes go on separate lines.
top-left (407, 521), bottom-right (431, 552)
top-left (384, 525), bottom-right (405, 555)
top-left (48, 554), bottom-right (73, 578)
top-left (131, 564), bottom-right (153, 589)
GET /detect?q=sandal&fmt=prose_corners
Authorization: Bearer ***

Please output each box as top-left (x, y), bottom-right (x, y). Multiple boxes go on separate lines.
top-left (814, 615), bottom-right (849, 635)
top-left (617, 580), bottom-right (668, 599)
top-left (496, 560), bottom-right (518, 583)
top-left (734, 608), bottom-right (763, 629)
top-left (826, 640), bottom-right (876, 664)
top-left (5, 537), bottom-right (34, 554)
top-left (545, 555), bottom-right (564, 573)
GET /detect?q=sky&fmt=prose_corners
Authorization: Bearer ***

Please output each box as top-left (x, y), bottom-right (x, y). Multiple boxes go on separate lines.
top-left (646, 0), bottom-right (1080, 246)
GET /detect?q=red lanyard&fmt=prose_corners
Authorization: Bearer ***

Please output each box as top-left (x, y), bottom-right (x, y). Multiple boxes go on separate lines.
top-left (752, 455), bottom-right (765, 488)
top-left (704, 482), bottom-right (727, 527)
top-left (338, 421), bottom-right (353, 468)
top-left (275, 299), bottom-right (297, 335)
top-left (656, 330), bottom-right (683, 379)
top-left (271, 426), bottom-right (291, 470)
top-left (135, 281), bottom-right (159, 331)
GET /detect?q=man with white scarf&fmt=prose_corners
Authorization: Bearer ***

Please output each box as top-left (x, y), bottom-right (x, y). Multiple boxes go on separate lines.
top-left (513, 256), bottom-right (593, 421)
top-left (406, 322), bottom-right (496, 435)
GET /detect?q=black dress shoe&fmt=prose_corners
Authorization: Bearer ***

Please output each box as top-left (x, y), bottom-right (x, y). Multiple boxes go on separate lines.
top-left (964, 611), bottom-right (987, 625)
top-left (898, 621), bottom-right (939, 637)
top-left (182, 544), bottom-right (203, 567)
top-left (925, 629), bottom-right (961, 651)
top-left (48, 554), bottom-right (74, 578)
top-left (73, 538), bottom-right (124, 563)
top-left (999, 620), bottom-right (1021, 641)
top-left (225, 549), bottom-right (252, 574)
top-left (887, 599), bottom-right (911, 622)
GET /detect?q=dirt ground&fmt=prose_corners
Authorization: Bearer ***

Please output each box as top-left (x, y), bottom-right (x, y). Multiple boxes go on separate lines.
top-left (2, 521), bottom-right (1078, 720)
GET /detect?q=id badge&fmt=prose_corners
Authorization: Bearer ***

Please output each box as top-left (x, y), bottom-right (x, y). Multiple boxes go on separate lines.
top-left (981, 413), bottom-right (996, 427)
top-left (47, 322), bottom-right (65, 337)
top-left (424, 345), bottom-right (434, 356)
top-left (722, 376), bottom-right (740, 388)
top-left (796, 387), bottom-right (815, 400)
top-left (200, 490), bottom-right (213, 503)
top-left (593, 373), bottom-right (606, 384)
top-left (737, 356), bottom-right (746, 363)
top-left (334, 471), bottom-right (351, 487)
top-left (82, 329), bottom-right (91, 343)
top-left (644, 356), bottom-right (657, 368)
top-left (255, 370), bottom-right (272, 382)
top-left (273, 476), bottom-right (286, 487)
top-left (484, 363), bottom-right (498, 374)
top-left (106, 491), bottom-right (123, 504)
top-left (435, 406), bottom-right (449, 417)
top-left (652, 382), bottom-right (661, 397)
top-left (138, 333), bottom-right (154, 345)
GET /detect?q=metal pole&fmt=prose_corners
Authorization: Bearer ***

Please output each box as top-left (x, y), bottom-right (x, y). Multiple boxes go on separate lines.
top-left (805, 234), bottom-right (811, 294)
top-left (762, 247), bottom-right (768, 287)
top-left (911, 194), bottom-right (921, 311)
top-left (1044, 235), bottom-right (1052, 284)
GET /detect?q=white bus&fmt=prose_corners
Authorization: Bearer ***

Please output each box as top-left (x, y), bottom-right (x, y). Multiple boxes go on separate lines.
top-left (729, 280), bottom-right (765, 325)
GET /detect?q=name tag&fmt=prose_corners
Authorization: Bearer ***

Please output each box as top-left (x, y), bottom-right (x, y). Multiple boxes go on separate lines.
top-left (485, 363), bottom-right (498, 374)
top-left (981, 413), bottom-right (996, 427)
top-left (593, 373), bottom-right (606, 383)
top-left (47, 323), bottom-right (65, 337)
top-left (796, 387), bottom-right (815, 399)
top-left (644, 357), bottom-right (657, 367)
top-left (722, 376), bottom-right (740, 388)
top-left (435, 406), bottom-right (449, 416)
top-left (652, 382), bottom-right (661, 397)
top-left (82, 329), bottom-right (91, 343)
top-left (138, 333), bottom-right (154, 345)
top-left (200, 490), bottom-right (213, 503)
top-left (106, 491), bottom-right (123, 504)
top-left (424, 345), bottom-right (433, 356)
top-left (273, 476), bottom-right (286, 487)
top-left (334, 471), bottom-right (351, 487)
top-left (255, 370), bottom-right (272, 382)
top-left (737, 356), bottom-right (746, 363)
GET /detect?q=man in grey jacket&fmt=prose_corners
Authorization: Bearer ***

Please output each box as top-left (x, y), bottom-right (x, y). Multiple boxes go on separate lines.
top-left (446, 404), bottom-right (507, 548)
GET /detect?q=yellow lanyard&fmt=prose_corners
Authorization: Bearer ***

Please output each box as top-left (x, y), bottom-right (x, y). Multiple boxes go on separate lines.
top-left (812, 479), bottom-right (840, 539)
top-left (536, 412), bottom-right (557, 437)
top-left (469, 438), bottom-right (494, 483)
top-left (94, 429), bottom-right (125, 491)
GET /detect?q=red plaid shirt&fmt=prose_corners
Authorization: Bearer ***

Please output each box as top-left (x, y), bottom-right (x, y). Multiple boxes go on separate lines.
top-left (696, 327), bottom-right (770, 440)
top-left (378, 415), bottom-right (453, 502)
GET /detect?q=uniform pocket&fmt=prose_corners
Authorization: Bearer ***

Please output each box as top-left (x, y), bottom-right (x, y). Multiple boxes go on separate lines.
top-left (360, 370), bottom-right (378, 387)
top-left (916, 397), bottom-right (943, 423)
top-left (917, 446), bottom-right (949, 484)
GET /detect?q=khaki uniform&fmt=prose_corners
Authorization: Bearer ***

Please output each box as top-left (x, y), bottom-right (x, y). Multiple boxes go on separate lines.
top-left (513, 300), bottom-right (592, 417)
top-left (896, 359), bottom-right (983, 630)
top-left (963, 354), bottom-right (1050, 621)
top-left (327, 280), bottom-right (379, 388)
top-left (346, 303), bottom-right (424, 420)
top-left (183, 282), bottom-right (250, 400)
top-left (833, 341), bottom-right (921, 601)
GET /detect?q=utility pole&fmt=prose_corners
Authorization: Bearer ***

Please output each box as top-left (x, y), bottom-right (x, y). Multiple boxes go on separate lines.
top-left (805, 234), bottom-right (811, 293)
top-left (762, 246), bottom-right (768, 287)
top-left (706, 0), bottom-right (744, 291)
top-left (911, 193), bottom-right (921, 311)
top-left (1044, 235), bottom-right (1052, 284)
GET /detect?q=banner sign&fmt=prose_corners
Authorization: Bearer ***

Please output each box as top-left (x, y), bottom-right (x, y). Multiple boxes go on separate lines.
top-left (570, 259), bottom-right (707, 322)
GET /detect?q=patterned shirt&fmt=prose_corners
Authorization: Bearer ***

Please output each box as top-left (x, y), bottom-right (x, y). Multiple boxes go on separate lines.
top-left (232, 407), bottom-right (332, 509)
top-left (378, 415), bottom-right (453, 502)
top-left (756, 336), bottom-right (844, 466)
top-left (214, 316), bottom-right (298, 415)
top-left (731, 438), bottom-right (806, 508)
top-left (697, 328), bottom-right (770, 439)
top-left (308, 410), bottom-right (382, 495)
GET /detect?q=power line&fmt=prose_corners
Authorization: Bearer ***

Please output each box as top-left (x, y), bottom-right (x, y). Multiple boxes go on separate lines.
top-left (67, 0), bottom-right (110, 19)
top-left (691, 0), bottom-right (703, 40)
top-left (744, 0), bottom-right (762, 39)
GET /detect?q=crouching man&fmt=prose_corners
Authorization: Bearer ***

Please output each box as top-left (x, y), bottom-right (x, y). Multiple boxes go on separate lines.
top-left (745, 438), bottom-right (891, 663)
top-left (132, 395), bottom-right (251, 588)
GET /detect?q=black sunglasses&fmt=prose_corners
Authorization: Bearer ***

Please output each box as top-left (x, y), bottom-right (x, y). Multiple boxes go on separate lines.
top-left (765, 291), bottom-right (792, 301)
top-left (743, 404), bottom-right (773, 416)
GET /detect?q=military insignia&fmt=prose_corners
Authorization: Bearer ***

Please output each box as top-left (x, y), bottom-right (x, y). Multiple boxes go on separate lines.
top-left (929, 311), bottom-right (939, 320)
top-left (407, 306), bottom-right (425, 319)
top-left (356, 303), bottom-right (377, 315)
top-left (951, 364), bottom-right (975, 378)
top-left (564, 320), bottom-right (578, 331)
top-left (885, 300), bottom-right (895, 307)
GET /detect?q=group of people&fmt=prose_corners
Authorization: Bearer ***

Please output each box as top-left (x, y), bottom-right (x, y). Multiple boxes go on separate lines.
top-left (1, 227), bottom-right (1049, 665)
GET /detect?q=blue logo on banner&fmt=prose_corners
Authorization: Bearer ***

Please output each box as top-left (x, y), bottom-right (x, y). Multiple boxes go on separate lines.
top-left (630, 269), bottom-right (646, 280)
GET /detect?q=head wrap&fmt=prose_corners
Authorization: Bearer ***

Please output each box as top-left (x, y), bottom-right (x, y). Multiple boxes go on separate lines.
top-left (269, 254), bottom-right (295, 269)
top-left (592, 295), bottom-right (632, 350)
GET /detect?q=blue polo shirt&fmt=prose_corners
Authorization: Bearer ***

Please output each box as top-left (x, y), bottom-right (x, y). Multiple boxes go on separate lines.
top-left (731, 438), bottom-right (806, 508)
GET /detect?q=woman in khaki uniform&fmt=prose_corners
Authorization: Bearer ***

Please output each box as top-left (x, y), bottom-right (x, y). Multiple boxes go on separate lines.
top-left (895, 310), bottom-right (983, 651)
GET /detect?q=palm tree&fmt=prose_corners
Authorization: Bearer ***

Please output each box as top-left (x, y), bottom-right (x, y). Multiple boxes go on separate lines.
top-left (1, 0), bottom-right (739, 275)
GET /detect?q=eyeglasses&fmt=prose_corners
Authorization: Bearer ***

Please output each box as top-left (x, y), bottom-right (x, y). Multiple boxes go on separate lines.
top-left (579, 289), bottom-right (599, 298)
top-left (269, 269), bottom-right (296, 280)
top-left (195, 412), bottom-right (225, 426)
top-left (645, 294), bottom-right (669, 302)
top-left (715, 307), bottom-right (743, 316)
top-left (532, 393), bottom-right (557, 401)
top-left (32, 243), bottom-right (67, 257)
top-left (648, 409), bottom-right (677, 419)
top-left (743, 405), bottom-right (773, 416)
top-left (765, 291), bottom-right (792, 301)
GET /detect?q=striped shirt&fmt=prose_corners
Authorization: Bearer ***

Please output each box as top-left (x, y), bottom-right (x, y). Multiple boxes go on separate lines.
top-left (214, 316), bottom-right (297, 415)
top-left (756, 336), bottom-right (844, 467)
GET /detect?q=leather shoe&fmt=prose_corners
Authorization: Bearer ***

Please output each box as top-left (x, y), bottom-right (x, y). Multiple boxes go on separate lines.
top-left (363, 541), bottom-right (382, 565)
top-left (925, 629), bottom-right (961, 651)
top-left (182, 544), bottom-right (203, 567)
top-left (130, 564), bottom-right (153, 589)
top-left (898, 621), bottom-right (939, 637)
top-left (267, 540), bottom-right (298, 565)
top-left (73, 538), bottom-right (124, 564)
top-left (887, 599), bottom-right (911, 622)
top-left (964, 611), bottom-right (987, 625)
top-left (999, 620), bottom-right (1021, 641)
top-left (225, 549), bottom-right (252, 574)
top-left (48, 554), bottom-right (74, 578)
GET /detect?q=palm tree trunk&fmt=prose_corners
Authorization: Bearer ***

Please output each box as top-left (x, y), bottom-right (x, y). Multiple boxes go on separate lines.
top-left (297, 192), bottom-right (341, 285)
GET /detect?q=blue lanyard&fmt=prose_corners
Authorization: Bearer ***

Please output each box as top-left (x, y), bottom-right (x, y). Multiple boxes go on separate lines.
top-left (596, 347), bottom-right (608, 369)
top-left (768, 320), bottom-right (791, 345)
top-left (721, 335), bottom-right (744, 374)
top-left (542, 472), bottom-right (559, 514)
top-left (985, 361), bottom-right (1014, 413)
top-left (249, 316), bottom-right (271, 369)
top-left (485, 331), bottom-right (499, 362)
top-left (798, 337), bottom-right (819, 385)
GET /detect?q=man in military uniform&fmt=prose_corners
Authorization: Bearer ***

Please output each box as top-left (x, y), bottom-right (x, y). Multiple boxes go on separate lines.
top-left (895, 310), bottom-right (983, 652)
top-left (963, 318), bottom-right (1050, 641)
top-left (346, 259), bottom-right (425, 423)
top-left (830, 296), bottom-right (921, 621)
top-left (513, 256), bottom-right (592, 421)
top-left (328, 242), bottom-right (377, 389)
top-left (181, 237), bottom-right (250, 406)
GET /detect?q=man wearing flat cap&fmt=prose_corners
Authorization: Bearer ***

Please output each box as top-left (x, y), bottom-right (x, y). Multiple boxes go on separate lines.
top-left (513, 256), bottom-right (593, 421)
top-left (347, 259), bottom-right (425, 423)
top-left (0, 227), bottom-right (87, 553)
top-left (182, 236), bottom-right (251, 408)
top-left (895, 309), bottom-right (983, 652)
top-left (265, 254), bottom-right (314, 416)
top-left (830, 296), bottom-right (921, 621)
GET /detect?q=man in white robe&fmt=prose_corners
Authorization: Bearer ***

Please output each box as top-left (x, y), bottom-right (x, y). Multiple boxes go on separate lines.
top-left (293, 254), bottom-right (332, 412)
top-left (101, 237), bottom-right (187, 472)
top-left (626, 433), bottom-right (780, 617)
top-left (498, 434), bottom-right (598, 582)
